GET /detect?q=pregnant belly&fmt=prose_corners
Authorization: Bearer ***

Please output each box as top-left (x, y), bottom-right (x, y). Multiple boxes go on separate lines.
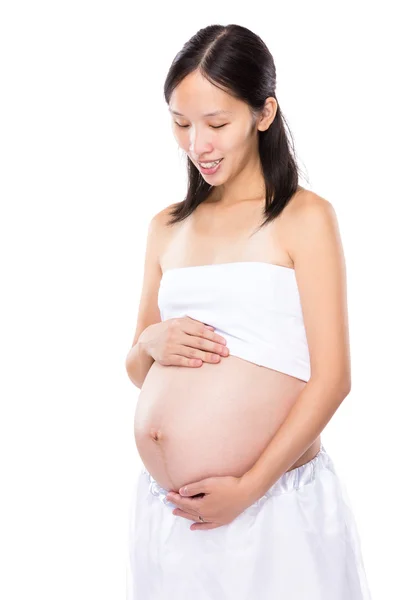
top-left (134, 355), bottom-right (307, 492)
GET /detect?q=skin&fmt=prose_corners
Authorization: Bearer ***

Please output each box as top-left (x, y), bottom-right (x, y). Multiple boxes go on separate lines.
top-left (131, 69), bottom-right (349, 529)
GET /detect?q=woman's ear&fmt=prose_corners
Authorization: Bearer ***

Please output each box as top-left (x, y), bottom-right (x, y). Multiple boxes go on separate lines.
top-left (257, 97), bottom-right (278, 132)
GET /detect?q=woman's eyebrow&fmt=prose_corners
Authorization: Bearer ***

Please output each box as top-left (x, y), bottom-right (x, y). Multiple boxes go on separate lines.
top-left (169, 109), bottom-right (233, 117)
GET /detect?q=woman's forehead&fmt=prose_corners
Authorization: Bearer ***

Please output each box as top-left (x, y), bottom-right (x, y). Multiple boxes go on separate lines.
top-left (169, 71), bottom-right (243, 115)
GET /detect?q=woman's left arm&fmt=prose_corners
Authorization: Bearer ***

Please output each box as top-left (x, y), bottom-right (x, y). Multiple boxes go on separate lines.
top-left (167, 193), bottom-right (352, 528)
top-left (242, 193), bottom-right (352, 501)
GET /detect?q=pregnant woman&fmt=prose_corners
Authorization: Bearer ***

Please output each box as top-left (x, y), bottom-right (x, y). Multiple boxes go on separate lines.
top-left (125, 24), bottom-right (372, 600)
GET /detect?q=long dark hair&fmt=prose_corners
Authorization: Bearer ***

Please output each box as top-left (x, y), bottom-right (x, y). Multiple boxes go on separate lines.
top-left (163, 24), bottom-right (307, 232)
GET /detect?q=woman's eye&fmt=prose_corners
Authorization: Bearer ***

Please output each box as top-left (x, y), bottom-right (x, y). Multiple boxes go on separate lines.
top-left (174, 122), bottom-right (228, 129)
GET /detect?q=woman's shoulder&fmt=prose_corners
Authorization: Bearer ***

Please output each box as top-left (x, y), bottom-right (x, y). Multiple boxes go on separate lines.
top-left (285, 187), bottom-right (332, 215)
top-left (148, 202), bottom-right (182, 253)
top-left (281, 188), bottom-right (335, 231)
top-left (281, 188), bottom-right (340, 271)
top-left (151, 202), bottom-right (181, 225)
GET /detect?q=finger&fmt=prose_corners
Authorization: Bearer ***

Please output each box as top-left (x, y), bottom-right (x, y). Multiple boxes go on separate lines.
top-left (172, 508), bottom-right (199, 522)
top-left (168, 354), bottom-right (203, 367)
top-left (180, 343), bottom-right (222, 364)
top-left (185, 318), bottom-right (227, 346)
top-left (167, 493), bottom-right (202, 513)
top-left (193, 337), bottom-right (229, 358)
top-left (172, 509), bottom-right (218, 529)
top-left (171, 497), bottom-right (202, 514)
top-left (183, 334), bottom-right (227, 355)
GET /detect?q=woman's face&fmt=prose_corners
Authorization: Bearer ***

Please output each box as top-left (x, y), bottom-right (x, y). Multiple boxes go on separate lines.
top-left (168, 70), bottom-right (262, 185)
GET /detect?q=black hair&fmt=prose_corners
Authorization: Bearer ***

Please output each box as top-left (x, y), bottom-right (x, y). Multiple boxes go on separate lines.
top-left (163, 24), bottom-right (307, 232)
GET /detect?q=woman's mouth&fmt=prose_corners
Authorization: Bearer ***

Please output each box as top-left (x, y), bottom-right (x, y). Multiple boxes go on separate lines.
top-left (198, 158), bottom-right (224, 175)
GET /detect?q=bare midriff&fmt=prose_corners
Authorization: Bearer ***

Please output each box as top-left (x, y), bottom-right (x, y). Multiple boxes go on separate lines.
top-left (134, 354), bottom-right (321, 493)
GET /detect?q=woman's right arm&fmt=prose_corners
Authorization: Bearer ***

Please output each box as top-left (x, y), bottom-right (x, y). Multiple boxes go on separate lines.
top-left (125, 205), bottom-right (230, 388)
top-left (125, 207), bottom-right (166, 389)
top-left (125, 326), bottom-right (155, 389)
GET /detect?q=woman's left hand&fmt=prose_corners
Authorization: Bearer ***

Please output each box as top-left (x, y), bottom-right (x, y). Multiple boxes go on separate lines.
top-left (166, 473), bottom-right (255, 531)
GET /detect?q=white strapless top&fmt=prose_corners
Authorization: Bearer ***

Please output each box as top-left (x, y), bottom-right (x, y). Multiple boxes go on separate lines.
top-left (157, 261), bottom-right (311, 382)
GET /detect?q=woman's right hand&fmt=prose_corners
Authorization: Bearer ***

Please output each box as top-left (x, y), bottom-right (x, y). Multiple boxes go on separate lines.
top-left (140, 317), bottom-right (230, 367)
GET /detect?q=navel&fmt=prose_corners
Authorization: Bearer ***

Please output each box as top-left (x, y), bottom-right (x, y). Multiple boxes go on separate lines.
top-left (150, 427), bottom-right (163, 442)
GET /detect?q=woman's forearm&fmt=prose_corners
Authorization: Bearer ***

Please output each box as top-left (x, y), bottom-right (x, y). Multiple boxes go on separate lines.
top-left (242, 376), bottom-right (351, 502)
top-left (125, 328), bottom-right (155, 389)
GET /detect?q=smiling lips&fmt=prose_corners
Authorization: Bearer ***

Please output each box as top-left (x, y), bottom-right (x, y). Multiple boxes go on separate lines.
top-left (198, 158), bottom-right (223, 168)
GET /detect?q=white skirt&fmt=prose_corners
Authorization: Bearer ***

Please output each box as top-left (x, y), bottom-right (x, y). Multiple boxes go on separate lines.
top-left (126, 444), bottom-right (372, 599)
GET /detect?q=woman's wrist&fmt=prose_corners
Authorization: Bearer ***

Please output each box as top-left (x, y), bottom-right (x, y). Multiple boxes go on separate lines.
top-left (137, 323), bottom-right (156, 359)
top-left (239, 467), bottom-right (267, 505)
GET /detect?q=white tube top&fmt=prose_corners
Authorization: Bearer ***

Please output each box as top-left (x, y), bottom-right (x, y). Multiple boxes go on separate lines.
top-left (157, 261), bottom-right (311, 382)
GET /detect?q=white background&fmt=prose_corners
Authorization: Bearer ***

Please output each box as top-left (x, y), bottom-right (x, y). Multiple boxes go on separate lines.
top-left (1, 1), bottom-right (409, 598)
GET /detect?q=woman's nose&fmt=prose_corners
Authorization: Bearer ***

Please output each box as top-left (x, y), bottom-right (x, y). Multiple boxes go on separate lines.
top-left (189, 130), bottom-right (213, 157)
